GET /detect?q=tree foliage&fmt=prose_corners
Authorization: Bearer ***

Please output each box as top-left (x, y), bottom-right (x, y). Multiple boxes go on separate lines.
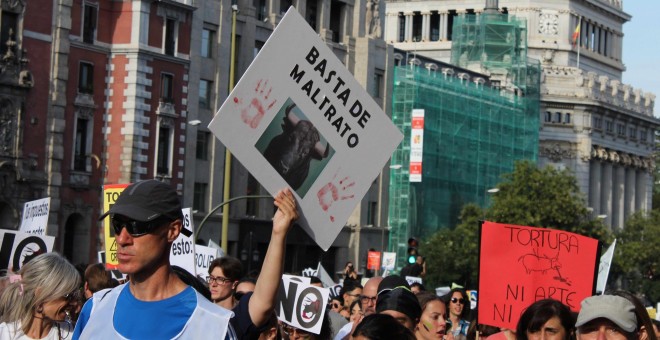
top-left (610, 211), bottom-right (660, 303)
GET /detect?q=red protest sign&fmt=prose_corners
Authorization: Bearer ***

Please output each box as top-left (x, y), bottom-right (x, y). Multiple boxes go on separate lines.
top-left (478, 221), bottom-right (599, 330)
top-left (367, 251), bottom-right (381, 270)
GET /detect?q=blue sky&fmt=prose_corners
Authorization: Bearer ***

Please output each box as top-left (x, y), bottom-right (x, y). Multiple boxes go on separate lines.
top-left (622, 1), bottom-right (659, 112)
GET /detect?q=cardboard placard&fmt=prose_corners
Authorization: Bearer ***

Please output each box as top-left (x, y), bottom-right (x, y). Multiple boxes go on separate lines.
top-left (170, 208), bottom-right (197, 275)
top-left (19, 197), bottom-right (51, 235)
top-left (276, 275), bottom-right (329, 335)
top-left (478, 221), bottom-right (599, 329)
top-left (0, 230), bottom-right (54, 272)
top-left (102, 184), bottom-right (129, 270)
top-left (207, 8), bottom-right (403, 251)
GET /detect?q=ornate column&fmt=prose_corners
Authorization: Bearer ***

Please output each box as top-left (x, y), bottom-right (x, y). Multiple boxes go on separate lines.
top-left (613, 164), bottom-right (625, 230)
top-left (589, 159), bottom-right (602, 215)
top-left (600, 161), bottom-right (613, 230)
top-left (421, 11), bottom-right (430, 41)
top-left (624, 164), bottom-right (636, 220)
top-left (404, 12), bottom-right (413, 42)
top-left (440, 11), bottom-right (448, 41)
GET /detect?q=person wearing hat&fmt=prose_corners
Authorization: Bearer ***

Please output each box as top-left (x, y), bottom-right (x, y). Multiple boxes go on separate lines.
top-left (575, 295), bottom-right (638, 340)
top-left (375, 275), bottom-right (422, 331)
top-left (72, 180), bottom-right (298, 340)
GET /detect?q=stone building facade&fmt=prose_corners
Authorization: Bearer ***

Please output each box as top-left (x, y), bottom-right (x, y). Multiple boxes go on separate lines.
top-left (0, 0), bottom-right (195, 263)
top-left (383, 0), bottom-right (657, 230)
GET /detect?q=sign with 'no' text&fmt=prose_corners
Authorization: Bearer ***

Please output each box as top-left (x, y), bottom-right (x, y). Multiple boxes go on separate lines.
top-left (478, 221), bottom-right (600, 330)
top-left (208, 7), bottom-right (402, 251)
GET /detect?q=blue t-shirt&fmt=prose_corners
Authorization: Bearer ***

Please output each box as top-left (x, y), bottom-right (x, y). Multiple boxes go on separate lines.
top-left (73, 286), bottom-right (195, 339)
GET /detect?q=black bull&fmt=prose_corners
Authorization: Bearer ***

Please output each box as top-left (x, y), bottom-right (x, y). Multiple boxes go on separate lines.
top-left (264, 106), bottom-right (329, 190)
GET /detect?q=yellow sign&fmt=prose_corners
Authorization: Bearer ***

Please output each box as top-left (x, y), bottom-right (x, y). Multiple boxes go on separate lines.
top-left (102, 184), bottom-right (129, 270)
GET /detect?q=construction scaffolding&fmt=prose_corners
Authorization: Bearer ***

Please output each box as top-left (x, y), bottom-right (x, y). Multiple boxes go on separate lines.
top-left (387, 13), bottom-right (540, 271)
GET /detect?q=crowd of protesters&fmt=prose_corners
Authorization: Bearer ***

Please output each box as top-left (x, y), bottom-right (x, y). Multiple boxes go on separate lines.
top-left (0, 179), bottom-right (658, 340)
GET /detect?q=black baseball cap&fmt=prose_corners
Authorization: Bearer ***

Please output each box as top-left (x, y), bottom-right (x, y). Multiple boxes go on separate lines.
top-left (99, 180), bottom-right (183, 222)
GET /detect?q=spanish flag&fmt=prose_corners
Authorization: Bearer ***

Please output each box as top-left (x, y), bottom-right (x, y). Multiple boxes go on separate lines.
top-left (572, 22), bottom-right (581, 47)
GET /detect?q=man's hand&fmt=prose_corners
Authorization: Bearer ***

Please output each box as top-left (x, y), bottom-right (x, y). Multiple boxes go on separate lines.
top-left (273, 188), bottom-right (298, 237)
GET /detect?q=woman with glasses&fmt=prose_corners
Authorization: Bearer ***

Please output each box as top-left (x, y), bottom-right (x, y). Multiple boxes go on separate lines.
top-left (444, 288), bottom-right (471, 340)
top-left (280, 314), bottom-right (332, 340)
top-left (0, 252), bottom-right (81, 340)
top-left (207, 257), bottom-right (243, 309)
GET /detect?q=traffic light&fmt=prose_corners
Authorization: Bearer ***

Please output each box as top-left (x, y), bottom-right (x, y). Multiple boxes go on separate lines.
top-left (407, 237), bottom-right (419, 264)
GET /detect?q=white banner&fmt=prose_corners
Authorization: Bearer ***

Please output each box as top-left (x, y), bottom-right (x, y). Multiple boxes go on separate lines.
top-left (170, 208), bottom-right (197, 276)
top-left (19, 197), bottom-right (51, 235)
top-left (195, 245), bottom-right (219, 279)
top-left (0, 230), bottom-right (55, 272)
top-left (207, 8), bottom-right (403, 251)
top-left (382, 251), bottom-right (397, 270)
top-left (276, 275), bottom-right (329, 335)
top-left (596, 239), bottom-right (616, 294)
top-left (409, 109), bottom-right (424, 182)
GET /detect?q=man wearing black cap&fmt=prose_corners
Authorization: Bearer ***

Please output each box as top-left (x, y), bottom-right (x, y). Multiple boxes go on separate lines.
top-left (375, 275), bottom-right (421, 331)
top-left (72, 180), bottom-right (299, 340)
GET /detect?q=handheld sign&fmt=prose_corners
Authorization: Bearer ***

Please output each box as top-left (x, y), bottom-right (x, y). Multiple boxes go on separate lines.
top-left (596, 239), bottom-right (616, 294)
top-left (195, 244), bottom-right (219, 278)
top-left (0, 230), bottom-right (54, 272)
top-left (276, 275), bottom-right (330, 335)
top-left (19, 197), bottom-right (51, 235)
top-left (478, 221), bottom-right (600, 330)
top-left (170, 208), bottom-right (197, 275)
top-left (367, 250), bottom-right (381, 270)
top-left (102, 184), bottom-right (129, 270)
top-left (208, 8), bottom-right (403, 251)
top-left (382, 252), bottom-right (396, 270)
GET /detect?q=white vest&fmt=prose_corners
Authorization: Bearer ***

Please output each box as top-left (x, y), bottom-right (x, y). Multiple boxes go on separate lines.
top-left (78, 284), bottom-right (233, 340)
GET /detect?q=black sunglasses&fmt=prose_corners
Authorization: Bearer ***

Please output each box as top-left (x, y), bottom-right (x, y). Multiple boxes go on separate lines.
top-left (451, 297), bottom-right (466, 304)
top-left (111, 216), bottom-right (170, 237)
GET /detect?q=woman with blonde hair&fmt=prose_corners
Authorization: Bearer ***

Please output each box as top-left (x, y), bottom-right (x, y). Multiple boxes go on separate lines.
top-left (0, 252), bottom-right (81, 339)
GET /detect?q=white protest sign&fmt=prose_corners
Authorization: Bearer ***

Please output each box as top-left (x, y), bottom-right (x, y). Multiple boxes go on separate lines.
top-left (208, 8), bottom-right (403, 251)
top-left (276, 276), bottom-right (330, 335)
top-left (0, 230), bottom-right (54, 272)
top-left (19, 197), bottom-right (51, 235)
top-left (195, 245), bottom-right (219, 278)
top-left (382, 252), bottom-right (396, 270)
top-left (170, 208), bottom-right (196, 275)
top-left (596, 239), bottom-right (616, 294)
top-left (405, 276), bottom-right (423, 286)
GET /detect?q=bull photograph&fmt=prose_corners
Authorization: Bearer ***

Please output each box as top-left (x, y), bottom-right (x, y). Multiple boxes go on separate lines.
top-left (255, 98), bottom-right (334, 198)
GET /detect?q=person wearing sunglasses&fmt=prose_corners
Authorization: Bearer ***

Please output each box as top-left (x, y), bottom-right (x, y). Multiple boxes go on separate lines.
top-left (444, 288), bottom-right (471, 340)
top-left (73, 180), bottom-right (234, 339)
top-left (0, 252), bottom-right (81, 340)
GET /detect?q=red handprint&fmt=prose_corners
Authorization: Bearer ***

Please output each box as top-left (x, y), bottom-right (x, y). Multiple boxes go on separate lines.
top-left (317, 172), bottom-right (355, 222)
top-left (233, 79), bottom-right (276, 129)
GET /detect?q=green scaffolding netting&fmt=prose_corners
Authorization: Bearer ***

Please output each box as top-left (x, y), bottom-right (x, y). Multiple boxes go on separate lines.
top-left (387, 13), bottom-right (541, 271)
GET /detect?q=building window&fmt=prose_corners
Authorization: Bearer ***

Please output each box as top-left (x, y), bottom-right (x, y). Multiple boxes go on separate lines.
top-left (366, 201), bottom-right (378, 225)
top-left (156, 125), bottom-right (172, 175)
top-left (430, 12), bottom-right (440, 41)
top-left (161, 73), bottom-right (174, 103)
top-left (564, 113), bottom-right (571, 124)
top-left (196, 131), bottom-right (209, 160)
top-left (617, 123), bottom-right (625, 137)
top-left (201, 28), bottom-right (214, 58)
top-left (544, 111), bottom-right (552, 123)
top-left (193, 182), bottom-right (207, 212)
top-left (164, 18), bottom-right (176, 56)
top-left (73, 117), bottom-right (90, 171)
top-left (82, 3), bottom-right (97, 44)
top-left (553, 112), bottom-right (561, 123)
top-left (0, 11), bottom-right (18, 55)
top-left (605, 120), bottom-right (613, 133)
top-left (629, 127), bottom-right (637, 139)
top-left (593, 116), bottom-right (602, 130)
top-left (305, 0), bottom-right (318, 30)
top-left (199, 79), bottom-right (212, 109)
top-left (640, 129), bottom-right (647, 143)
top-left (255, 0), bottom-right (267, 21)
top-left (398, 13), bottom-right (405, 42)
top-left (412, 12), bottom-right (422, 41)
top-left (372, 69), bottom-right (384, 98)
top-left (78, 62), bottom-right (94, 94)
top-left (254, 41), bottom-right (265, 59)
top-left (329, 0), bottom-right (344, 43)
